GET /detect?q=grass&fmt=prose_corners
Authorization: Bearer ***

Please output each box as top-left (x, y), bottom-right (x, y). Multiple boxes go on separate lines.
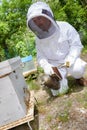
top-left (45, 115), bottom-right (53, 122)
top-left (58, 111), bottom-right (69, 122)
top-left (66, 100), bottom-right (72, 108)
top-left (76, 90), bottom-right (87, 109)
top-left (26, 80), bottom-right (40, 90)
top-left (38, 106), bottom-right (47, 114)
top-left (82, 47), bottom-right (87, 54)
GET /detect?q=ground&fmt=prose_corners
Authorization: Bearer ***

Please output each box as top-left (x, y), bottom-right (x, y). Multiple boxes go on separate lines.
top-left (11, 54), bottom-right (87, 130)
top-left (34, 81), bottom-right (87, 130)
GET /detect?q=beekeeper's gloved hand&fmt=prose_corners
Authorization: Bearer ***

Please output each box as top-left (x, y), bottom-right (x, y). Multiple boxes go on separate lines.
top-left (44, 64), bottom-right (54, 75)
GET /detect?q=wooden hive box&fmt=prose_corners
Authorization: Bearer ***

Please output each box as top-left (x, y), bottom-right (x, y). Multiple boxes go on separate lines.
top-left (0, 56), bottom-right (30, 127)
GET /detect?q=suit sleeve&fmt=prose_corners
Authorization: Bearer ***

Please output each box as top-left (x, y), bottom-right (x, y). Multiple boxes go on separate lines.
top-left (64, 23), bottom-right (83, 66)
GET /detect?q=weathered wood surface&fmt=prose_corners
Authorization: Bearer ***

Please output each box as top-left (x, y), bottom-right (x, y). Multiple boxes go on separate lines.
top-left (0, 91), bottom-right (34, 130)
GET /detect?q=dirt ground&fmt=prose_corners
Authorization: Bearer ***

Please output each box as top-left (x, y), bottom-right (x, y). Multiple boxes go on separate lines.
top-left (11, 54), bottom-right (87, 130)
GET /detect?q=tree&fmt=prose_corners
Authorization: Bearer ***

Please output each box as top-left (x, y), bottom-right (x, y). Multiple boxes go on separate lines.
top-left (0, 0), bottom-right (32, 60)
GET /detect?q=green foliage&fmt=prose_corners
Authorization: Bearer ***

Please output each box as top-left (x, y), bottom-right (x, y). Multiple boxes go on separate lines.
top-left (0, 0), bottom-right (32, 61)
top-left (0, 0), bottom-right (87, 61)
top-left (26, 30), bottom-right (37, 57)
top-left (26, 79), bottom-right (40, 91)
top-left (63, 1), bottom-right (86, 28)
top-left (0, 45), bottom-right (6, 62)
top-left (0, 21), bottom-right (9, 44)
top-left (0, 21), bottom-right (9, 35)
top-left (37, 66), bottom-right (44, 74)
top-left (58, 111), bottom-right (69, 122)
top-left (16, 41), bottom-right (29, 57)
top-left (79, 27), bottom-right (87, 46)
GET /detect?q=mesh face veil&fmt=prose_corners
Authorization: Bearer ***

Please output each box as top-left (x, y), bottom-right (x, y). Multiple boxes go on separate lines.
top-left (27, 2), bottom-right (58, 39)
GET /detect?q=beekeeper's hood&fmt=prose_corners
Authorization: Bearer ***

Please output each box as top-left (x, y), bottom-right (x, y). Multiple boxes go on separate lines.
top-left (27, 2), bottom-right (59, 39)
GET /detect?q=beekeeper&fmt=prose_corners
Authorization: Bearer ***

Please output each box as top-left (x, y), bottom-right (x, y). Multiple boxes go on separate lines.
top-left (27, 1), bottom-right (87, 96)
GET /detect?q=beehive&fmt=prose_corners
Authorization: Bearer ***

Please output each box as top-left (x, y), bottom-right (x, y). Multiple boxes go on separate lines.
top-left (21, 55), bottom-right (37, 77)
top-left (0, 56), bottom-right (29, 126)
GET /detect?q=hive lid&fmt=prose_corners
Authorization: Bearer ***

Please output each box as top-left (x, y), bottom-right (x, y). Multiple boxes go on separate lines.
top-left (0, 56), bottom-right (21, 77)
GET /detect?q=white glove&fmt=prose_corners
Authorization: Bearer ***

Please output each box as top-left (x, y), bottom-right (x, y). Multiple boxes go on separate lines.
top-left (44, 64), bottom-right (54, 75)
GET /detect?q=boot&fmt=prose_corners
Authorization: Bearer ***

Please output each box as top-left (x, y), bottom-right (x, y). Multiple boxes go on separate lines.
top-left (76, 77), bottom-right (87, 86)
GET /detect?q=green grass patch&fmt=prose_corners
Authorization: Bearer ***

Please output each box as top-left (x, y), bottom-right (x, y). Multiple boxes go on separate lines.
top-left (58, 111), bottom-right (69, 122)
top-left (46, 115), bottom-right (53, 123)
top-left (27, 80), bottom-right (40, 90)
top-left (76, 90), bottom-right (87, 109)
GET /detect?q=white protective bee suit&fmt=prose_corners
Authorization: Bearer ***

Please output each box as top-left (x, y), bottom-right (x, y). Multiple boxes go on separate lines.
top-left (27, 2), bottom-right (87, 96)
